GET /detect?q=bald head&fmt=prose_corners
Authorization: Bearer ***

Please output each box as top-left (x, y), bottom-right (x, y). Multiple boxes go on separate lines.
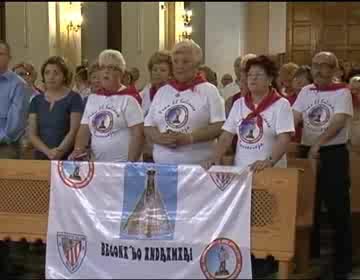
top-left (311, 51), bottom-right (339, 86)
top-left (313, 52), bottom-right (339, 68)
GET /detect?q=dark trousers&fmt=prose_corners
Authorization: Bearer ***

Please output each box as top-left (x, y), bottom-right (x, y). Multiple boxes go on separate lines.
top-left (298, 144), bottom-right (352, 274)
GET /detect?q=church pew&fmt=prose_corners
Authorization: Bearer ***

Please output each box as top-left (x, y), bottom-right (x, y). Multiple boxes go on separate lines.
top-left (288, 143), bottom-right (360, 270)
top-left (223, 153), bottom-right (316, 276)
top-left (0, 160), bottom-right (301, 279)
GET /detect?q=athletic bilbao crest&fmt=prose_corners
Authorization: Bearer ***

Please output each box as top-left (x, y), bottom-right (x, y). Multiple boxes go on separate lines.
top-left (210, 172), bottom-right (235, 191)
top-left (57, 232), bottom-right (87, 274)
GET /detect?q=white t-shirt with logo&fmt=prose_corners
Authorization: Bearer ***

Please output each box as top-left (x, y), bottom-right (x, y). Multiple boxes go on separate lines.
top-left (292, 84), bottom-right (353, 146)
top-left (81, 94), bottom-right (144, 162)
top-left (223, 97), bottom-right (295, 170)
top-left (144, 82), bottom-right (226, 164)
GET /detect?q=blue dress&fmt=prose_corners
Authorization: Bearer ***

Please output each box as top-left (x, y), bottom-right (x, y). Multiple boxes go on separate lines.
top-left (29, 91), bottom-right (84, 160)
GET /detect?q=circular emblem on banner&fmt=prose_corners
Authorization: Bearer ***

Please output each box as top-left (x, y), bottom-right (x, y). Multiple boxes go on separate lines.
top-left (165, 105), bottom-right (189, 129)
top-left (308, 104), bottom-right (331, 127)
top-left (92, 110), bottom-right (114, 135)
top-left (58, 161), bottom-right (94, 189)
top-left (238, 118), bottom-right (263, 144)
top-left (200, 238), bottom-right (242, 279)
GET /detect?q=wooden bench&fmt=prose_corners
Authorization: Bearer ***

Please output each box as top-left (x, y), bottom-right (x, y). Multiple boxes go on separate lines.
top-left (0, 160), bottom-right (301, 279)
top-left (288, 142), bottom-right (360, 270)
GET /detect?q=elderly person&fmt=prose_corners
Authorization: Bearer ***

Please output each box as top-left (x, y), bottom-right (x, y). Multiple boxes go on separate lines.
top-left (278, 62), bottom-right (299, 97)
top-left (289, 65), bottom-right (313, 143)
top-left (88, 61), bottom-right (102, 93)
top-left (12, 62), bottom-right (42, 99)
top-left (198, 65), bottom-right (218, 87)
top-left (208, 55), bottom-right (294, 172)
top-left (141, 50), bottom-right (172, 162)
top-left (28, 56), bottom-right (83, 160)
top-left (0, 41), bottom-right (32, 159)
top-left (291, 65), bottom-right (313, 103)
top-left (69, 49), bottom-right (144, 162)
top-left (225, 53), bottom-right (257, 116)
top-left (293, 52), bottom-right (353, 278)
top-left (141, 50), bottom-right (172, 117)
top-left (349, 76), bottom-right (360, 146)
top-left (0, 42), bottom-right (33, 275)
top-left (220, 73), bottom-right (233, 88)
top-left (144, 40), bottom-right (225, 165)
top-left (73, 65), bottom-right (91, 100)
top-left (221, 56), bottom-right (242, 101)
top-left (121, 68), bottom-right (142, 105)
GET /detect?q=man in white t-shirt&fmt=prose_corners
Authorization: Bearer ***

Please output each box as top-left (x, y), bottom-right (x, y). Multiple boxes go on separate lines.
top-left (293, 52), bottom-right (353, 278)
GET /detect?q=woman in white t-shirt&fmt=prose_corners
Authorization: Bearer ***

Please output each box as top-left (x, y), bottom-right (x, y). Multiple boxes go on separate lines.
top-left (69, 49), bottom-right (144, 162)
top-left (208, 55), bottom-right (295, 172)
top-left (144, 40), bottom-right (226, 165)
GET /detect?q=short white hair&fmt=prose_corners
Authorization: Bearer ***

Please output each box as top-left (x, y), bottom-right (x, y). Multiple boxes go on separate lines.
top-left (98, 49), bottom-right (126, 72)
top-left (171, 39), bottom-right (203, 67)
top-left (241, 53), bottom-right (257, 69)
top-left (350, 75), bottom-right (360, 85)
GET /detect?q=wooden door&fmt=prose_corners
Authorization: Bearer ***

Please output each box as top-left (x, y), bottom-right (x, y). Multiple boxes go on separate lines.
top-left (286, 3), bottom-right (321, 65)
top-left (0, 2), bottom-right (5, 41)
top-left (287, 2), bottom-right (360, 65)
top-left (107, 2), bottom-right (122, 51)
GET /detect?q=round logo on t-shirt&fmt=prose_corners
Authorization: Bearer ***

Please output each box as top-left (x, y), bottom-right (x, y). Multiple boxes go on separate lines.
top-left (92, 110), bottom-right (114, 135)
top-left (165, 105), bottom-right (189, 129)
top-left (308, 104), bottom-right (331, 127)
top-left (238, 118), bottom-right (263, 144)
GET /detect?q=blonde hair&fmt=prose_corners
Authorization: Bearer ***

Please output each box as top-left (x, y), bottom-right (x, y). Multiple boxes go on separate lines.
top-left (98, 49), bottom-right (126, 72)
top-left (147, 50), bottom-right (172, 73)
top-left (171, 40), bottom-right (203, 67)
top-left (280, 62), bottom-right (299, 76)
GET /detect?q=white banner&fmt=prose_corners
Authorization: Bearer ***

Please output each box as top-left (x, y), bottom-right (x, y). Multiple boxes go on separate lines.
top-left (46, 161), bottom-right (252, 279)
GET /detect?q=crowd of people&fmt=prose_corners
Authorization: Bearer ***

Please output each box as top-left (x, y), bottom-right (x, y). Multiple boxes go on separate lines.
top-left (0, 38), bottom-right (358, 278)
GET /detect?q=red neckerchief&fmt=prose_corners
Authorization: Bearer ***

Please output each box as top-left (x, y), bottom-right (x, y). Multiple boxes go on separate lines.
top-left (150, 82), bottom-right (166, 102)
top-left (168, 73), bottom-right (206, 92)
top-left (243, 88), bottom-right (281, 129)
top-left (285, 93), bottom-right (298, 106)
top-left (310, 82), bottom-right (348, 91)
top-left (126, 85), bottom-right (142, 105)
top-left (96, 86), bottom-right (142, 105)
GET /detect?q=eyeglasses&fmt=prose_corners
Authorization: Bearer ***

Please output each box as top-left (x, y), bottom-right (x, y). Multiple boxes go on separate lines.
top-left (16, 71), bottom-right (30, 77)
top-left (247, 73), bottom-right (267, 79)
top-left (99, 65), bottom-right (121, 72)
top-left (311, 62), bottom-right (335, 69)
